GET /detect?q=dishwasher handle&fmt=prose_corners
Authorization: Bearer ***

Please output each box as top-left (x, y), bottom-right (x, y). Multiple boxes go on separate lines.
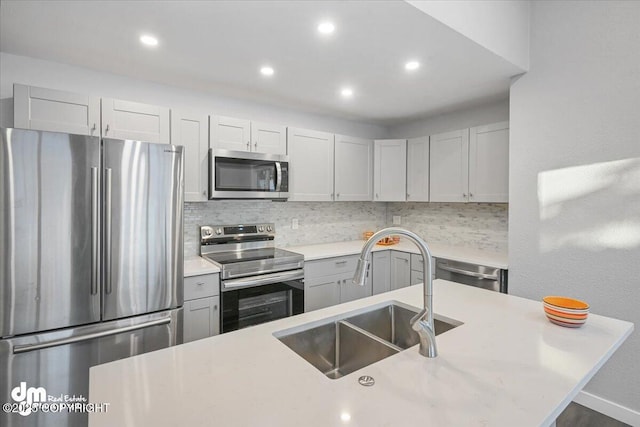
top-left (437, 265), bottom-right (499, 281)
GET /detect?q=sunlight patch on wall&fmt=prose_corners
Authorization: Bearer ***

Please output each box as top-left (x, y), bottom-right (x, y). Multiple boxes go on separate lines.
top-left (537, 158), bottom-right (640, 252)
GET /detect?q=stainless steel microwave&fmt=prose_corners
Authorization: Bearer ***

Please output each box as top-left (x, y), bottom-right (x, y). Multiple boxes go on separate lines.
top-left (209, 148), bottom-right (289, 200)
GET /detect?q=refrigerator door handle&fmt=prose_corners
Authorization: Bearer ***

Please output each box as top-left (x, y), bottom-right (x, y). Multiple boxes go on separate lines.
top-left (91, 167), bottom-right (99, 295)
top-left (12, 317), bottom-right (171, 354)
top-left (104, 167), bottom-right (113, 294)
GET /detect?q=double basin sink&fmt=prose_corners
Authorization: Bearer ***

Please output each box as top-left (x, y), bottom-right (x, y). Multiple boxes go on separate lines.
top-left (274, 301), bottom-right (461, 379)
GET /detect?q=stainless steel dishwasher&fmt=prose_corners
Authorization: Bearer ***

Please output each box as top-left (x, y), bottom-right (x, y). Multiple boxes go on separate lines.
top-left (435, 259), bottom-right (508, 293)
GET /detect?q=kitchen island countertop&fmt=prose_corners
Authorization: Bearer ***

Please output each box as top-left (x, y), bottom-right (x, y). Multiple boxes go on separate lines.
top-left (89, 279), bottom-right (632, 427)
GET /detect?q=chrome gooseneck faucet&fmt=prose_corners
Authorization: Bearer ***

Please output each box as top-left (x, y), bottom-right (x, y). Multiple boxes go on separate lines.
top-left (352, 228), bottom-right (438, 358)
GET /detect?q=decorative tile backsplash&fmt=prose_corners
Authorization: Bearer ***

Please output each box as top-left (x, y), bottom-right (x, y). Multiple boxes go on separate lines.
top-left (184, 201), bottom-right (508, 256)
top-left (184, 201), bottom-right (387, 256)
top-left (387, 202), bottom-right (509, 253)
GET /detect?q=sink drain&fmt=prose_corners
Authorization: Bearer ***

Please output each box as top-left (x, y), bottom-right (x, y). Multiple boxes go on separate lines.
top-left (358, 375), bottom-right (375, 387)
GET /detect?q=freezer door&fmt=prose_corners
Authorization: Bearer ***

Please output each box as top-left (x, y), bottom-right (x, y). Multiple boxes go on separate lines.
top-left (0, 308), bottom-right (182, 427)
top-left (0, 128), bottom-right (101, 337)
top-left (102, 139), bottom-right (184, 320)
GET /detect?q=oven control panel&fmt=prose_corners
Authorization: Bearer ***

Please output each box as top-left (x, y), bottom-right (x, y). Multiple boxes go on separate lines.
top-left (200, 223), bottom-right (275, 245)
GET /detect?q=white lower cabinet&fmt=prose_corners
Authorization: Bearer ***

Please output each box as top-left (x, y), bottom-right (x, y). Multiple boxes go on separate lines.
top-left (304, 255), bottom-right (372, 312)
top-left (183, 273), bottom-right (220, 343)
top-left (372, 251), bottom-right (391, 295)
top-left (390, 251), bottom-right (411, 290)
top-left (410, 253), bottom-right (436, 285)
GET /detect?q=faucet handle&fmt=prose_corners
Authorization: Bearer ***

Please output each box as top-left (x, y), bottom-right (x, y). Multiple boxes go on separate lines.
top-left (410, 308), bottom-right (429, 330)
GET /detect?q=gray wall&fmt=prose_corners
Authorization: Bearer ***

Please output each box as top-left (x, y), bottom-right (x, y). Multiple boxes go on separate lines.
top-left (0, 52), bottom-right (387, 138)
top-left (510, 0), bottom-right (640, 415)
top-left (387, 97), bottom-right (509, 138)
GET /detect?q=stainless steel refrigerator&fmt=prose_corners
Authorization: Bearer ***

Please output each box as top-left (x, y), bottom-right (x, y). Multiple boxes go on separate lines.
top-left (0, 128), bottom-right (184, 427)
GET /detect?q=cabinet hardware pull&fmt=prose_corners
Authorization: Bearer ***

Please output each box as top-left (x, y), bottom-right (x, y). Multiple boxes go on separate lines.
top-left (469, 193), bottom-right (473, 198)
top-left (254, 142), bottom-right (257, 150)
top-left (246, 141), bottom-right (250, 150)
top-left (463, 193), bottom-right (467, 198)
top-left (335, 260), bottom-right (348, 265)
top-left (105, 124), bottom-right (110, 134)
top-left (91, 123), bottom-right (97, 132)
top-left (196, 282), bottom-right (204, 286)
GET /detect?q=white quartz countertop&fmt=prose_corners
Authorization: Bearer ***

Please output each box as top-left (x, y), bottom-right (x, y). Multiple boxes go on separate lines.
top-left (89, 281), bottom-right (632, 427)
top-left (184, 256), bottom-right (220, 276)
top-left (286, 240), bottom-right (509, 269)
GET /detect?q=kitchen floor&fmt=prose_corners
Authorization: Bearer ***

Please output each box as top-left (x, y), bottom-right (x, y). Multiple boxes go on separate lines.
top-left (557, 403), bottom-right (630, 427)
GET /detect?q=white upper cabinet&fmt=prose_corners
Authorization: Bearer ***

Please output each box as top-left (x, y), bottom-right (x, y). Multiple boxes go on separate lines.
top-left (210, 115), bottom-right (251, 152)
top-left (429, 129), bottom-right (470, 202)
top-left (288, 127), bottom-right (334, 201)
top-left (13, 84), bottom-right (100, 136)
top-left (211, 116), bottom-right (286, 155)
top-left (251, 121), bottom-right (287, 155)
top-left (373, 139), bottom-right (407, 202)
top-left (101, 98), bottom-right (170, 144)
top-left (334, 135), bottom-right (373, 201)
top-left (469, 121), bottom-right (509, 203)
top-left (406, 136), bottom-right (430, 202)
top-left (171, 110), bottom-right (209, 201)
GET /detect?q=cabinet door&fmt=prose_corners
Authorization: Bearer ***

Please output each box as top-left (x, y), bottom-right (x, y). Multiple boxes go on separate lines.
top-left (372, 251), bottom-right (391, 295)
top-left (373, 139), bottom-right (407, 202)
top-left (183, 296), bottom-right (220, 343)
top-left (334, 135), bottom-right (373, 201)
top-left (340, 262), bottom-right (372, 303)
top-left (469, 121), bottom-right (509, 203)
top-left (406, 136), bottom-right (430, 202)
top-left (304, 275), bottom-right (341, 312)
top-left (251, 121), bottom-right (287, 155)
top-left (429, 129), bottom-right (469, 202)
top-left (101, 98), bottom-right (169, 144)
top-left (13, 84), bottom-right (100, 136)
top-left (390, 251), bottom-right (411, 290)
top-left (210, 115), bottom-right (251, 152)
top-left (410, 270), bottom-right (424, 286)
top-left (171, 110), bottom-right (209, 201)
top-left (288, 127), bottom-right (334, 201)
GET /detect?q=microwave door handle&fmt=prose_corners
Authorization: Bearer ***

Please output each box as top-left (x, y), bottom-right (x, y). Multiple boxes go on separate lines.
top-left (275, 162), bottom-right (282, 192)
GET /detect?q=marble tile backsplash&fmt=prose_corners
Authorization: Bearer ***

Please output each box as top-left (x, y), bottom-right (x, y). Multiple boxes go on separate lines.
top-left (184, 201), bottom-right (508, 256)
top-left (184, 201), bottom-right (387, 256)
top-left (386, 202), bottom-right (509, 253)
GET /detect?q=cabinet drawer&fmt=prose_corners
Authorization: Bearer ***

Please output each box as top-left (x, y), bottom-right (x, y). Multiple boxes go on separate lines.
top-left (184, 274), bottom-right (219, 300)
top-left (305, 255), bottom-right (359, 278)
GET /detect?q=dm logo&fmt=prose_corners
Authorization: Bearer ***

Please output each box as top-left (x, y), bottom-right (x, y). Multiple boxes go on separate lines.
top-left (11, 382), bottom-right (46, 416)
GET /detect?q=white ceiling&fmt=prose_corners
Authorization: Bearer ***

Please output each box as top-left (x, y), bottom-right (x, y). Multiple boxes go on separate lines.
top-left (0, 0), bottom-right (522, 125)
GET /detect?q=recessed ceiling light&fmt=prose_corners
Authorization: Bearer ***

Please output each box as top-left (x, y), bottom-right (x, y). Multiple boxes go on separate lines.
top-left (140, 34), bottom-right (159, 47)
top-left (405, 61), bottom-right (420, 71)
top-left (340, 87), bottom-right (354, 98)
top-left (317, 21), bottom-right (335, 34)
top-left (260, 66), bottom-right (275, 76)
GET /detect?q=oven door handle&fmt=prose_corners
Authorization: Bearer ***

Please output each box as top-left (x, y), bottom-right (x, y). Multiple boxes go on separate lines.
top-left (222, 269), bottom-right (304, 291)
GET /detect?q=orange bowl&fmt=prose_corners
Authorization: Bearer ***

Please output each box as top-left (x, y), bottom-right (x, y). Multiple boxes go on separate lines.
top-left (543, 296), bottom-right (589, 311)
top-left (542, 296), bottom-right (589, 327)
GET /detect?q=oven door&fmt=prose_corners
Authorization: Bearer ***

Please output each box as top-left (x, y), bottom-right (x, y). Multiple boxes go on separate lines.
top-left (209, 149), bottom-right (289, 199)
top-left (221, 269), bottom-right (304, 333)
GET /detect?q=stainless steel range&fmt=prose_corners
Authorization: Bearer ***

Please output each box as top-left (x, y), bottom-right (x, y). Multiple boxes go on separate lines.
top-left (200, 223), bottom-right (304, 333)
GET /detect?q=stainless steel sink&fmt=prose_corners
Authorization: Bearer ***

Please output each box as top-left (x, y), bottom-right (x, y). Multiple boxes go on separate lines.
top-left (274, 301), bottom-right (461, 379)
